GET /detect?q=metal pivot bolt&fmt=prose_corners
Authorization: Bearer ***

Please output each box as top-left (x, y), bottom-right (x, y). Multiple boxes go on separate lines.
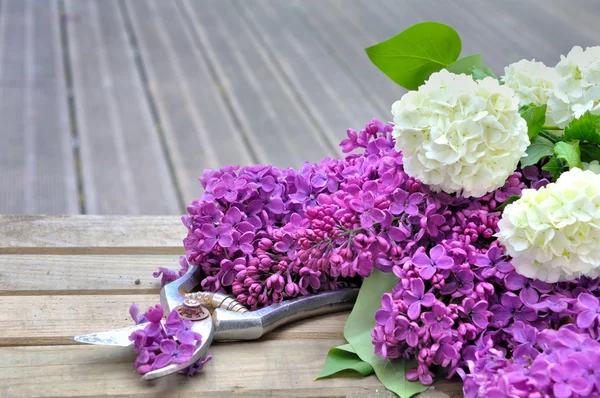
top-left (174, 298), bottom-right (210, 321)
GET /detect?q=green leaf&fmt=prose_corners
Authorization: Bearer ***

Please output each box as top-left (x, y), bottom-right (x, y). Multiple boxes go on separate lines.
top-left (344, 270), bottom-right (427, 397)
top-left (496, 195), bottom-right (521, 212)
top-left (471, 65), bottom-right (498, 80)
top-left (564, 111), bottom-right (600, 145)
top-left (519, 104), bottom-right (547, 140)
top-left (445, 54), bottom-right (482, 75)
top-left (580, 143), bottom-right (600, 163)
top-left (554, 140), bottom-right (582, 169)
top-left (316, 344), bottom-right (374, 379)
top-left (520, 135), bottom-right (554, 167)
top-left (365, 22), bottom-right (461, 90)
top-left (542, 157), bottom-right (565, 181)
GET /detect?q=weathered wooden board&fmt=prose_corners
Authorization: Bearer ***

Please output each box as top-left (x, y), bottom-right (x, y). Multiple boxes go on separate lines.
top-left (0, 215), bottom-right (184, 254)
top-left (0, 0), bottom-right (78, 214)
top-left (237, 0), bottom-right (384, 147)
top-left (0, 215), bottom-right (463, 396)
top-left (64, 0), bottom-right (180, 214)
top-left (123, 0), bottom-right (255, 206)
top-left (180, 0), bottom-right (334, 168)
top-left (0, 254), bottom-right (177, 294)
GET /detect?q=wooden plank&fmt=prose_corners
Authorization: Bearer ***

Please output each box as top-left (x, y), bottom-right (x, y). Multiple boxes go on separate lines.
top-left (286, 0), bottom-right (402, 115)
top-left (0, 0), bottom-right (78, 214)
top-left (65, 0), bottom-right (180, 214)
top-left (0, 343), bottom-right (462, 397)
top-left (123, 0), bottom-right (254, 206)
top-left (0, 294), bottom-right (347, 345)
top-left (0, 215), bottom-right (184, 254)
top-left (0, 255), bottom-right (181, 295)
top-left (237, 0), bottom-right (383, 147)
top-left (180, 0), bottom-right (334, 168)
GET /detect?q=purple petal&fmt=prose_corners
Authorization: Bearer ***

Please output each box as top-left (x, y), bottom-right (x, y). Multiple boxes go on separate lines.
top-left (435, 256), bottom-right (454, 270)
top-left (472, 313), bottom-right (489, 329)
top-left (505, 272), bottom-right (526, 290)
top-left (418, 266), bottom-right (436, 280)
top-left (153, 353), bottom-right (172, 369)
top-left (218, 235), bottom-right (233, 248)
top-left (420, 293), bottom-right (435, 307)
top-left (578, 293), bottom-right (599, 309)
top-left (407, 302), bottom-right (422, 320)
top-left (410, 278), bottom-right (425, 297)
top-left (519, 287), bottom-right (539, 305)
top-left (176, 330), bottom-right (196, 344)
top-left (412, 253), bottom-right (432, 267)
top-left (200, 224), bottom-right (217, 238)
top-left (174, 344), bottom-right (196, 364)
top-left (159, 339), bottom-right (177, 355)
top-left (577, 310), bottom-right (598, 329)
top-left (495, 261), bottom-right (514, 273)
top-left (501, 293), bottom-right (522, 310)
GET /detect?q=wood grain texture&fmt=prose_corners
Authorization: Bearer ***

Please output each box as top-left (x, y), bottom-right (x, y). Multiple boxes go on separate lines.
top-left (0, 0), bottom-right (78, 214)
top-left (0, 215), bottom-right (184, 254)
top-left (123, 0), bottom-right (254, 206)
top-left (65, 0), bottom-right (180, 214)
top-left (0, 254), bottom-right (179, 294)
top-left (0, 343), bottom-right (462, 397)
top-left (236, 0), bottom-right (383, 149)
top-left (0, 294), bottom-right (347, 346)
top-left (180, 0), bottom-right (334, 168)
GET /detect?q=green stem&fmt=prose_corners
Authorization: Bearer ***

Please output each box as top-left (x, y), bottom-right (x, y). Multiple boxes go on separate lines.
top-left (539, 130), bottom-right (561, 144)
top-left (541, 125), bottom-right (562, 131)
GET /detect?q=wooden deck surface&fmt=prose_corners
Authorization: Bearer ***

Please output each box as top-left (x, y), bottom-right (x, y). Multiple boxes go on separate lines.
top-left (0, 215), bottom-right (464, 397)
top-left (1, 0), bottom-right (599, 214)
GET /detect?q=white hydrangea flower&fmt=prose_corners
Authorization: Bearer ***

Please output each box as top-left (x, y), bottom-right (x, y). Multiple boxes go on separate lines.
top-left (502, 59), bottom-right (560, 124)
top-left (391, 70), bottom-right (530, 198)
top-left (583, 160), bottom-right (600, 174)
top-left (497, 168), bottom-right (600, 283)
top-left (547, 46), bottom-right (600, 128)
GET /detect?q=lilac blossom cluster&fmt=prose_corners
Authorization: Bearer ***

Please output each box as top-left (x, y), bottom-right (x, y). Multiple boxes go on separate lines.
top-left (152, 119), bottom-right (600, 394)
top-left (460, 324), bottom-right (600, 397)
top-left (128, 303), bottom-right (211, 375)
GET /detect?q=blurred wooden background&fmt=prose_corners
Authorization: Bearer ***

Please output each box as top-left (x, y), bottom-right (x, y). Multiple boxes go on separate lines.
top-left (1, 0), bottom-right (598, 215)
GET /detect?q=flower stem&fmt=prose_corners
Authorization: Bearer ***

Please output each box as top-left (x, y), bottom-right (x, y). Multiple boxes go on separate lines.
top-left (541, 126), bottom-right (562, 131)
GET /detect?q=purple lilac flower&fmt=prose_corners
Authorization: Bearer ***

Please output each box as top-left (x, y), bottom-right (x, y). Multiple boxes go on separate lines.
top-left (411, 245), bottom-right (454, 280)
top-left (576, 293), bottom-right (600, 329)
top-left (402, 279), bottom-right (435, 320)
top-left (422, 303), bottom-right (454, 338)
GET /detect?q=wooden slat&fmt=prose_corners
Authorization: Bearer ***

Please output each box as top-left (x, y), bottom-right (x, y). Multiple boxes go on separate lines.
top-left (180, 0), bottom-right (334, 168)
top-left (0, 255), bottom-right (180, 295)
top-left (0, 294), bottom-right (347, 346)
top-left (0, 343), bottom-right (462, 397)
top-left (123, 0), bottom-right (254, 206)
top-left (286, 0), bottom-right (401, 115)
top-left (237, 0), bottom-right (383, 147)
top-left (0, 0), bottom-right (78, 214)
top-left (0, 215), bottom-right (183, 254)
top-left (65, 0), bottom-right (180, 214)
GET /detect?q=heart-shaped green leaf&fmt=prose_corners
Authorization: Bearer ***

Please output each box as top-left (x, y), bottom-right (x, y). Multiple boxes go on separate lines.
top-left (564, 111), bottom-right (600, 145)
top-left (316, 343), bottom-right (374, 379)
top-left (365, 22), bottom-right (461, 90)
top-left (519, 104), bottom-right (547, 140)
top-left (542, 157), bottom-right (565, 181)
top-left (520, 135), bottom-right (554, 167)
top-left (445, 54), bottom-right (483, 75)
top-left (554, 140), bottom-right (582, 170)
top-left (580, 143), bottom-right (600, 163)
top-left (344, 269), bottom-right (428, 397)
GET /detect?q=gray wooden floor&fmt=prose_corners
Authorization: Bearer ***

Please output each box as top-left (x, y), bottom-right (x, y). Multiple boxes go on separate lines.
top-left (1, 0), bottom-right (599, 215)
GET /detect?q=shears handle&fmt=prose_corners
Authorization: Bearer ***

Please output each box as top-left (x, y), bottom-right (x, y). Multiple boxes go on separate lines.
top-left (212, 288), bottom-right (359, 340)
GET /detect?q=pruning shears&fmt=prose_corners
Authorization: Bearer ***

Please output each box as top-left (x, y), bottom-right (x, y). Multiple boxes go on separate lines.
top-left (72, 266), bottom-right (358, 380)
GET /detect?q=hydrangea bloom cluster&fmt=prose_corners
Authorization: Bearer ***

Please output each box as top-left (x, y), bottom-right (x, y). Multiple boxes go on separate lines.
top-left (502, 59), bottom-right (560, 124)
top-left (460, 325), bottom-right (600, 397)
top-left (548, 46), bottom-right (600, 128)
top-left (391, 70), bottom-right (530, 198)
top-left (128, 303), bottom-right (211, 375)
top-left (497, 168), bottom-right (600, 282)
